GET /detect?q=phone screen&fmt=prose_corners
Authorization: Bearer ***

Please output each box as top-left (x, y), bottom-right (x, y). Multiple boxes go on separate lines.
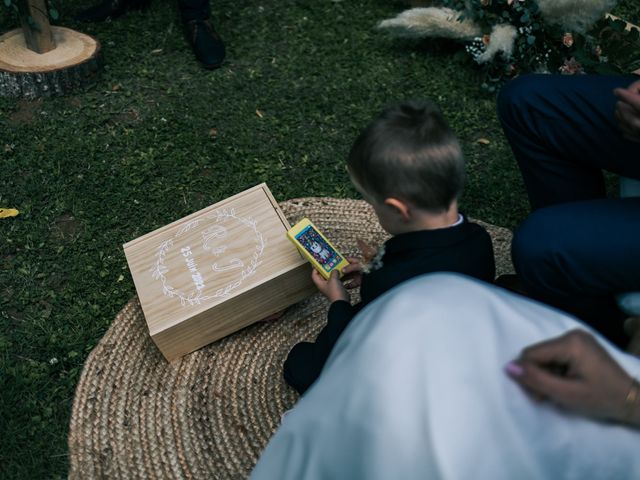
top-left (295, 225), bottom-right (344, 273)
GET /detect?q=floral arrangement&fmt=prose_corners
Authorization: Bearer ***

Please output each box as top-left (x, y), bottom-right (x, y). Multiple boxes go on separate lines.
top-left (378, 0), bottom-right (640, 92)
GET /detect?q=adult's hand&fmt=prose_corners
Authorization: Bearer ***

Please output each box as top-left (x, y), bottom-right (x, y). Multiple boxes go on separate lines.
top-left (614, 80), bottom-right (640, 143)
top-left (506, 329), bottom-right (640, 426)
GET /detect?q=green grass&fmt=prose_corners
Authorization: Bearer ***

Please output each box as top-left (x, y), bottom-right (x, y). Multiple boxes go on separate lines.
top-left (1, 0), bottom-right (638, 477)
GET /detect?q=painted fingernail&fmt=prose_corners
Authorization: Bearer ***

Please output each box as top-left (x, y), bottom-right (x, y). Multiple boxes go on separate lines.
top-left (505, 361), bottom-right (524, 377)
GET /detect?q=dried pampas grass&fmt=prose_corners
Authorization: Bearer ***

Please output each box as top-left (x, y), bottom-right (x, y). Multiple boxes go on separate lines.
top-left (537, 0), bottom-right (618, 33)
top-left (377, 7), bottom-right (481, 40)
top-left (475, 24), bottom-right (518, 63)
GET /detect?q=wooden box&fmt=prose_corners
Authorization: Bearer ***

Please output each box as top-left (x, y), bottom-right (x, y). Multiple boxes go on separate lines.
top-left (123, 184), bottom-right (315, 361)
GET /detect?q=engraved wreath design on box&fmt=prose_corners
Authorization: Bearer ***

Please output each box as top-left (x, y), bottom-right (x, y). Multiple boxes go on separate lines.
top-left (150, 208), bottom-right (266, 306)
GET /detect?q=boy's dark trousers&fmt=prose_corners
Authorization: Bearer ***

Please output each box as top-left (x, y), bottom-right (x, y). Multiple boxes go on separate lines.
top-left (498, 74), bottom-right (640, 346)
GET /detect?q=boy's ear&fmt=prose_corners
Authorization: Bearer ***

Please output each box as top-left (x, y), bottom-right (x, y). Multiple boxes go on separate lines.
top-left (384, 197), bottom-right (411, 221)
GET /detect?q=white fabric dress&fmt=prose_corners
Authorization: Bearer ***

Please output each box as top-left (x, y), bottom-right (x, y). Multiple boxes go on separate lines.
top-left (251, 273), bottom-right (640, 480)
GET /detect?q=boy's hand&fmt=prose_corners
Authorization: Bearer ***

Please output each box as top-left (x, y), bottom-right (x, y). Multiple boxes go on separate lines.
top-left (311, 269), bottom-right (349, 303)
top-left (340, 238), bottom-right (379, 289)
top-left (357, 238), bottom-right (377, 263)
top-left (342, 257), bottom-right (364, 289)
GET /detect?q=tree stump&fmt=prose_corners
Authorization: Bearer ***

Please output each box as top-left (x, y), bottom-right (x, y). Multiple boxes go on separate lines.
top-left (0, 26), bottom-right (102, 98)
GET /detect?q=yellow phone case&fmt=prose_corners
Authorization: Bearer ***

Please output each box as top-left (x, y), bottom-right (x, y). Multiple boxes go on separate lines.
top-left (287, 218), bottom-right (350, 279)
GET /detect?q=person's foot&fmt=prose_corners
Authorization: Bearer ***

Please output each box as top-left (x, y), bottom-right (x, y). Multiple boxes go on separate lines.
top-left (75, 0), bottom-right (150, 22)
top-left (185, 19), bottom-right (225, 69)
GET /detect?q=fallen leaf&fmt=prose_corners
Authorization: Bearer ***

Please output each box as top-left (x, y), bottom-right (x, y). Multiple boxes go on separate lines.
top-left (112, 84), bottom-right (122, 92)
top-left (255, 109), bottom-right (264, 118)
top-left (209, 128), bottom-right (218, 139)
top-left (0, 208), bottom-right (19, 218)
top-left (151, 49), bottom-right (163, 54)
top-left (476, 138), bottom-right (491, 145)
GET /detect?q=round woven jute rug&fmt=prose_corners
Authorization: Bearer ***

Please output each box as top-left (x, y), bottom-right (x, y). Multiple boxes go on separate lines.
top-left (68, 197), bottom-right (514, 479)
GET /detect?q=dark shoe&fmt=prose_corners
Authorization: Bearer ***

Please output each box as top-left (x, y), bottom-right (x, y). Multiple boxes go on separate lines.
top-left (75, 0), bottom-right (150, 22)
top-left (185, 19), bottom-right (225, 69)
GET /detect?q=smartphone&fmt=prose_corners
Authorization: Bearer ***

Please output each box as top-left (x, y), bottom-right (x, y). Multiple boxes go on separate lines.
top-left (287, 218), bottom-right (350, 279)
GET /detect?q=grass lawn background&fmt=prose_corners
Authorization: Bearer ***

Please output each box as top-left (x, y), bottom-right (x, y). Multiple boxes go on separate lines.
top-left (1, 1), bottom-right (639, 477)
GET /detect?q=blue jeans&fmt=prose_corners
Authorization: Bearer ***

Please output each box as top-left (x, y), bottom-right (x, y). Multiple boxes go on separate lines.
top-left (498, 74), bottom-right (640, 346)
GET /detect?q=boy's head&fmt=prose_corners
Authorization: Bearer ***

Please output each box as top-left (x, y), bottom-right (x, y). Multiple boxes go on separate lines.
top-left (347, 100), bottom-right (465, 215)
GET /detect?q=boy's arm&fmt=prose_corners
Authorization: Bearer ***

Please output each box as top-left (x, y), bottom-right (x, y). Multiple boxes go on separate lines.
top-left (283, 299), bottom-right (357, 395)
top-left (310, 269), bottom-right (361, 365)
top-left (283, 270), bottom-right (358, 394)
top-left (314, 299), bottom-right (357, 361)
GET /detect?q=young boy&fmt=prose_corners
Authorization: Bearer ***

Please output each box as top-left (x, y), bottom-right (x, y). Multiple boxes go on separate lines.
top-left (284, 100), bottom-right (496, 394)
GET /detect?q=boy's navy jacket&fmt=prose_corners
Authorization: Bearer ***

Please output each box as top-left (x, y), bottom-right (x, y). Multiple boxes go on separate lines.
top-left (284, 215), bottom-right (496, 394)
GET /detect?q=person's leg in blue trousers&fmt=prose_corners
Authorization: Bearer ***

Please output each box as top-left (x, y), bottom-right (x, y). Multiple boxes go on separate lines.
top-left (512, 198), bottom-right (640, 345)
top-left (498, 74), bottom-right (640, 346)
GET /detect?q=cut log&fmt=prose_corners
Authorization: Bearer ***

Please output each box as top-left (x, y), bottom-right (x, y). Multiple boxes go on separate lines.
top-left (0, 26), bottom-right (102, 98)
